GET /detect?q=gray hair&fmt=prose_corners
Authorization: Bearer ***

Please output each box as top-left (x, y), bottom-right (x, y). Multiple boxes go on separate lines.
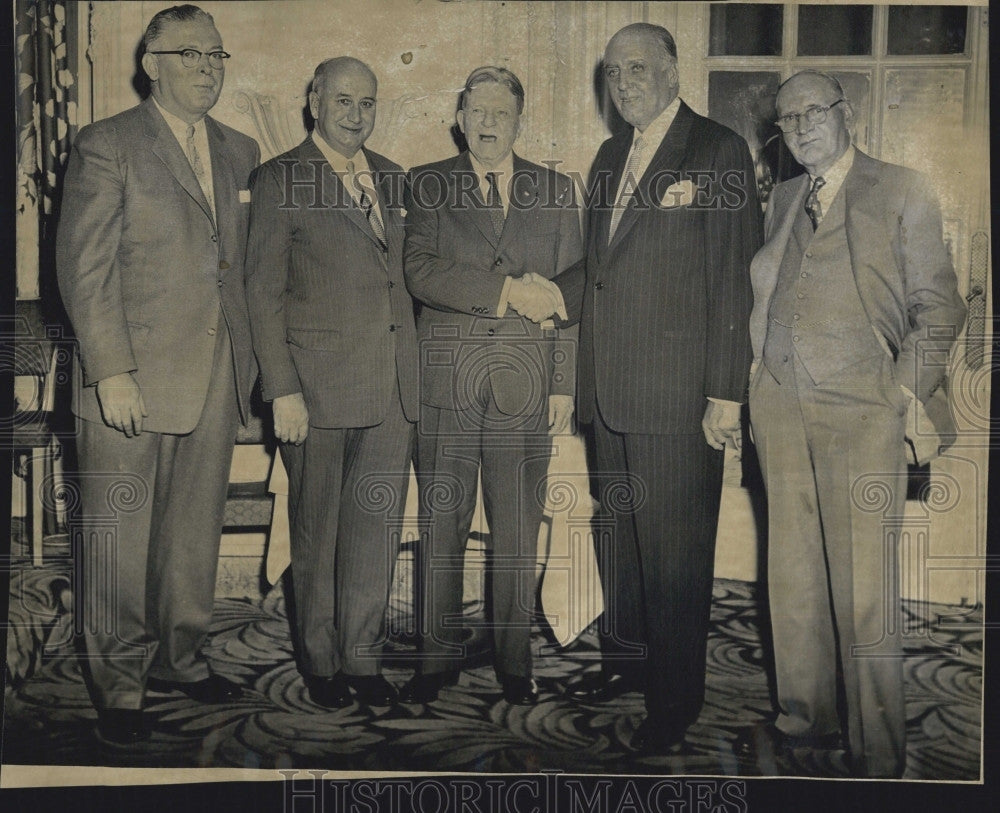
top-left (141, 5), bottom-right (215, 53)
top-left (460, 66), bottom-right (525, 115)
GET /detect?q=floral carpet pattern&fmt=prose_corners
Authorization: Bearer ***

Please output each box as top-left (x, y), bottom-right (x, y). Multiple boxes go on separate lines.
top-left (3, 569), bottom-right (982, 780)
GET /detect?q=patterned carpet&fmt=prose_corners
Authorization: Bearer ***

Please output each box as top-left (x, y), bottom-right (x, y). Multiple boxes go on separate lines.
top-left (3, 561), bottom-right (983, 779)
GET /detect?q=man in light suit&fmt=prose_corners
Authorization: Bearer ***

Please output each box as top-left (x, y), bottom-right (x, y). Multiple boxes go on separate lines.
top-left (56, 5), bottom-right (259, 744)
top-left (549, 23), bottom-right (763, 752)
top-left (400, 66), bottom-right (582, 706)
top-left (737, 70), bottom-right (966, 777)
top-left (245, 57), bottom-right (418, 710)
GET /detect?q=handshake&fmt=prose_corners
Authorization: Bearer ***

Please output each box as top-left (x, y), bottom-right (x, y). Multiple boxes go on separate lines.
top-left (506, 273), bottom-right (568, 324)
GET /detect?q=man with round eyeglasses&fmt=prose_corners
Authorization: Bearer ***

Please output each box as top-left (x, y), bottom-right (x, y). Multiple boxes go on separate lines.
top-left (737, 70), bottom-right (966, 777)
top-left (57, 4), bottom-right (260, 744)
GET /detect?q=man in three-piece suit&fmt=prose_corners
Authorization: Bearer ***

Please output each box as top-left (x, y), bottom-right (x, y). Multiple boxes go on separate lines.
top-left (56, 5), bottom-right (259, 743)
top-left (738, 71), bottom-right (965, 777)
top-left (400, 66), bottom-right (582, 706)
top-left (245, 57), bottom-right (418, 710)
top-left (549, 23), bottom-right (763, 751)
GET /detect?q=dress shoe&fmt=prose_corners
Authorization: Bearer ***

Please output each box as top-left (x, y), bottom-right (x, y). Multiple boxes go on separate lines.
top-left (499, 674), bottom-right (539, 705)
top-left (304, 673), bottom-right (352, 709)
top-left (96, 709), bottom-right (149, 745)
top-left (564, 671), bottom-right (639, 703)
top-left (146, 673), bottom-right (243, 703)
top-left (344, 674), bottom-right (398, 706)
top-left (399, 672), bottom-right (453, 704)
top-left (733, 722), bottom-right (843, 761)
top-left (629, 716), bottom-right (687, 753)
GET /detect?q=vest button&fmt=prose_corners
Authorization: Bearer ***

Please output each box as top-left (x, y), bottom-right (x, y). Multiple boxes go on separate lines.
top-left (793, 314), bottom-right (800, 320)
top-left (805, 252), bottom-right (813, 259)
top-left (797, 293), bottom-right (804, 299)
top-left (800, 272), bottom-right (809, 279)
top-left (782, 355), bottom-right (789, 363)
top-left (792, 335), bottom-right (800, 342)
top-left (207, 327), bottom-right (216, 336)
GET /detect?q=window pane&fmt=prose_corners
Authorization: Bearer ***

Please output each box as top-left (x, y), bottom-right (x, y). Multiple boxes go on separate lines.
top-left (709, 3), bottom-right (783, 56)
top-left (707, 71), bottom-right (791, 201)
top-left (797, 5), bottom-right (873, 56)
top-left (888, 6), bottom-right (968, 55)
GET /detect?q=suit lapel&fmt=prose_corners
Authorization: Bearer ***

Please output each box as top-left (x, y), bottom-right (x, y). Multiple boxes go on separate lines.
top-left (606, 102), bottom-right (694, 254)
top-left (207, 117), bottom-right (233, 254)
top-left (593, 131), bottom-right (632, 264)
top-left (144, 98), bottom-right (215, 225)
top-left (454, 152), bottom-right (499, 249)
top-left (498, 154), bottom-right (539, 252)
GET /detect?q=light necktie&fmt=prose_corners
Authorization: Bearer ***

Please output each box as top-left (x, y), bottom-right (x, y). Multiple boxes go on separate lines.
top-left (486, 171), bottom-right (505, 239)
top-left (805, 175), bottom-right (827, 230)
top-left (347, 160), bottom-right (387, 252)
top-left (608, 135), bottom-right (645, 242)
top-left (185, 124), bottom-right (213, 212)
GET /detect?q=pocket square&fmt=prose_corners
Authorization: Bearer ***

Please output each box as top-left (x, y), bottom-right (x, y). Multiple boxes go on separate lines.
top-left (660, 179), bottom-right (695, 208)
top-left (238, 189), bottom-right (251, 203)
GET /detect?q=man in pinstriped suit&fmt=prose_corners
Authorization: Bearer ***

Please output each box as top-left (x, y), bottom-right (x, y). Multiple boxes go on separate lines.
top-left (550, 23), bottom-right (763, 752)
top-left (245, 57), bottom-right (418, 710)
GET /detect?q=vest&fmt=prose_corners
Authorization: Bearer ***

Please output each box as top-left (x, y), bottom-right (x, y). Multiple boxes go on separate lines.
top-left (763, 187), bottom-right (883, 386)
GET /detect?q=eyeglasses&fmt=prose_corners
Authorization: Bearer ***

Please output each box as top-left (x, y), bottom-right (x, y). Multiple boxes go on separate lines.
top-left (774, 99), bottom-right (845, 133)
top-left (148, 49), bottom-right (231, 69)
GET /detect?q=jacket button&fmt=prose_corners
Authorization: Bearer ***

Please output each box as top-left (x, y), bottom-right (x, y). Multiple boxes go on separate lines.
top-left (792, 335), bottom-right (800, 342)
top-left (494, 258), bottom-right (503, 267)
top-left (487, 328), bottom-right (495, 336)
top-left (797, 292), bottom-right (804, 299)
top-left (389, 281), bottom-right (395, 288)
top-left (595, 282), bottom-right (604, 290)
top-left (804, 252), bottom-right (813, 259)
top-left (219, 260), bottom-right (230, 270)
top-left (207, 327), bottom-right (216, 336)
top-left (389, 324), bottom-right (396, 332)
top-left (217, 280), bottom-right (224, 287)
top-left (211, 235), bottom-right (218, 242)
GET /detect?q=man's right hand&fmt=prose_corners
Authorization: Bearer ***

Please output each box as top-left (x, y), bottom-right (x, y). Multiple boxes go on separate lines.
top-left (507, 274), bottom-right (568, 323)
top-left (96, 372), bottom-right (147, 437)
top-left (273, 393), bottom-right (309, 445)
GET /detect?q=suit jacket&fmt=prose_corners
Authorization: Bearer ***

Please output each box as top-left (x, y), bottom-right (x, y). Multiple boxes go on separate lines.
top-left (555, 102), bottom-right (762, 434)
top-left (56, 98), bottom-right (261, 434)
top-left (749, 150), bottom-right (966, 403)
top-left (245, 137), bottom-right (419, 429)
top-left (404, 152), bottom-right (582, 416)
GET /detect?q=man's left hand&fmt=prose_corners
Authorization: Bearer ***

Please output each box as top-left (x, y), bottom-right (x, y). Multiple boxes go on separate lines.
top-left (548, 394), bottom-right (574, 435)
top-left (702, 399), bottom-right (741, 453)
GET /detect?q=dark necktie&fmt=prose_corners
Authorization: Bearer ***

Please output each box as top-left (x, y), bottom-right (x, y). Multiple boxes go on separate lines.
top-left (347, 160), bottom-right (387, 251)
top-left (486, 171), bottom-right (505, 239)
top-left (805, 175), bottom-right (827, 230)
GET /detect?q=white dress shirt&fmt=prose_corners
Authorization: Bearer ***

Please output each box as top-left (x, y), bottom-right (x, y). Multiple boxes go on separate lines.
top-left (311, 130), bottom-right (382, 217)
top-left (153, 97), bottom-right (214, 215)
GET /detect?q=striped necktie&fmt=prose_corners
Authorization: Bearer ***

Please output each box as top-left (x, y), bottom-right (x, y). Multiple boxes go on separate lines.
top-left (347, 160), bottom-right (387, 252)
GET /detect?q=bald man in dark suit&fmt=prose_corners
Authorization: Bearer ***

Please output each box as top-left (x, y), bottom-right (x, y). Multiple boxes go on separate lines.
top-left (245, 57), bottom-right (418, 710)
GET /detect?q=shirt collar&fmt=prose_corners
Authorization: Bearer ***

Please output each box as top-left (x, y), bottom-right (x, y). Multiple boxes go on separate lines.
top-left (633, 96), bottom-right (682, 148)
top-left (467, 150), bottom-right (515, 182)
top-left (152, 96), bottom-right (206, 143)
top-left (311, 130), bottom-right (371, 177)
top-left (811, 144), bottom-right (855, 189)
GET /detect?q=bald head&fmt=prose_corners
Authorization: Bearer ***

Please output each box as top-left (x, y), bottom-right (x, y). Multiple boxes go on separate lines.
top-left (603, 23), bottom-right (680, 130)
top-left (313, 57), bottom-right (377, 96)
top-left (309, 57), bottom-right (378, 158)
top-left (776, 70), bottom-right (853, 176)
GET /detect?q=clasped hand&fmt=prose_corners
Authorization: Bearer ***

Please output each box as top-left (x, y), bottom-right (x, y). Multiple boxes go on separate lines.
top-left (507, 273), bottom-right (567, 324)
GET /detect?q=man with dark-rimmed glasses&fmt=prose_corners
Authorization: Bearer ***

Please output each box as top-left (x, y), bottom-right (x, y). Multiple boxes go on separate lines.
top-left (57, 4), bottom-right (260, 744)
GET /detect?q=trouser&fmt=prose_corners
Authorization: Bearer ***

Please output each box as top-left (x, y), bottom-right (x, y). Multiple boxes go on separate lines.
top-left (77, 322), bottom-right (238, 710)
top-left (281, 384), bottom-right (414, 677)
top-left (749, 352), bottom-right (908, 778)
